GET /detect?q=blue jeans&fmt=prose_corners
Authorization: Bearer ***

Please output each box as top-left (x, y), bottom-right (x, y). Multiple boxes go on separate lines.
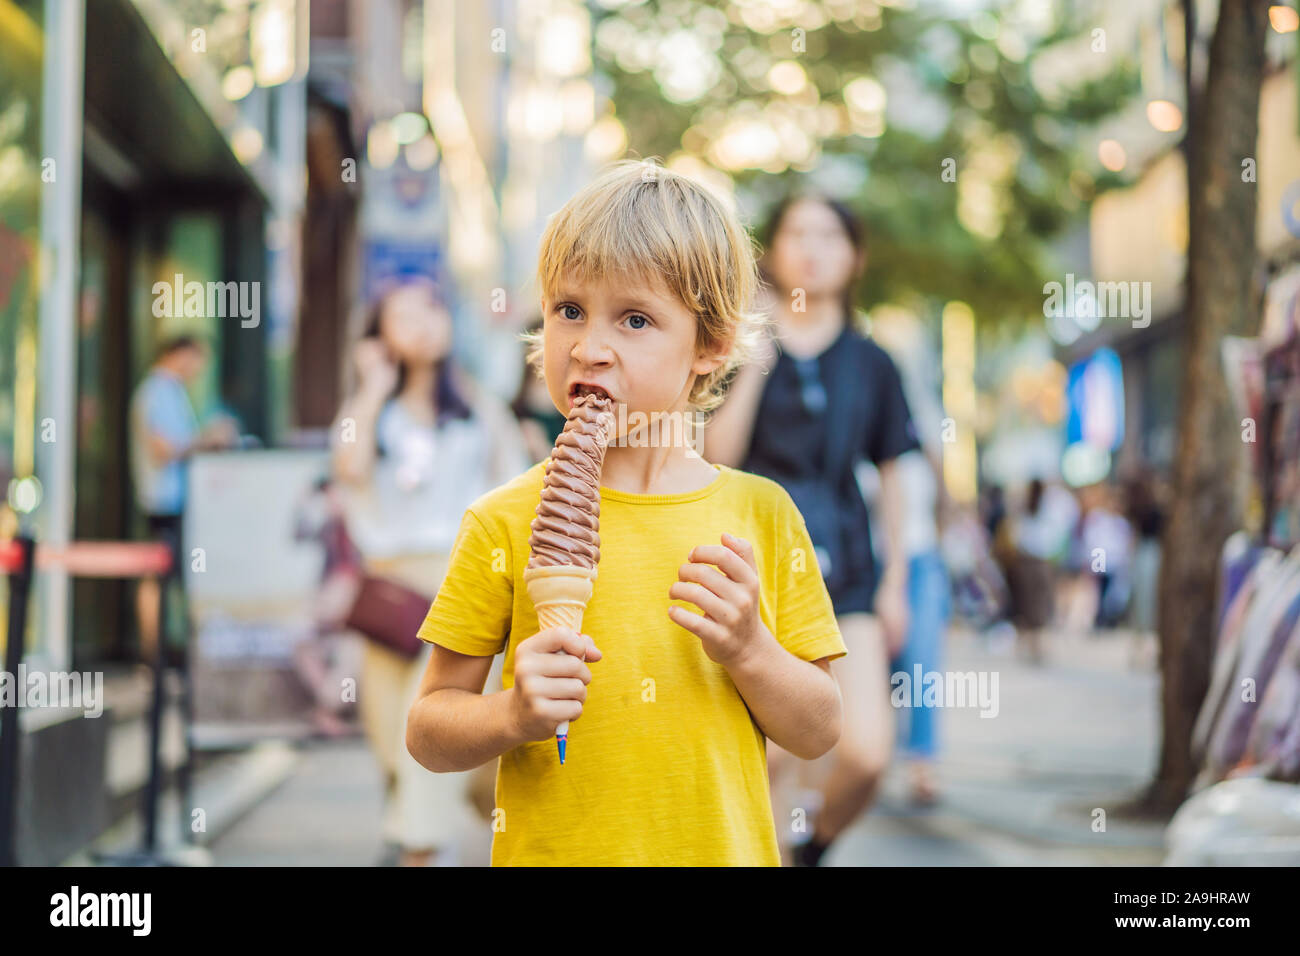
top-left (888, 549), bottom-right (951, 760)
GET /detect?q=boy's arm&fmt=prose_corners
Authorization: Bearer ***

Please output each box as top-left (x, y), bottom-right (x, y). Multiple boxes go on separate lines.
top-left (407, 628), bottom-right (602, 772)
top-left (727, 636), bottom-right (841, 760)
top-left (406, 644), bottom-right (525, 773)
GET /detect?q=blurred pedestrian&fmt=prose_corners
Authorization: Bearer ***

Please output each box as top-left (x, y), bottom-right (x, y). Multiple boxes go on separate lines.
top-left (941, 502), bottom-right (1009, 633)
top-left (1004, 478), bottom-right (1057, 663)
top-left (129, 334), bottom-right (237, 662)
top-left (1124, 467), bottom-right (1165, 635)
top-left (1092, 482), bottom-right (1135, 629)
top-left (291, 476), bottom-right (365, 738)
top-left (706, 193), bottom-right (920, 866)
top-left (330, 276), bottom-right (528, 866)
top-left (885, 447), bottom-right (951, 805)
top-left (1072, 482), bottom-right (1135, 631)
top-left (861, 321), bottom-right (952, 805)
top-left (980, 483), bottom-right (1007, 542)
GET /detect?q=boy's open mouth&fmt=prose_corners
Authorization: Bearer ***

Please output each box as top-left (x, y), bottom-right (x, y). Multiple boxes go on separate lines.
top-left (569, 382), bottom-right (613, 403)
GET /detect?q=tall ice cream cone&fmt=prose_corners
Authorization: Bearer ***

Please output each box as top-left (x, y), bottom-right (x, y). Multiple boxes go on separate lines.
top-left (524, 564), bottom-right (596, 633)
top-left (525, 392), bottom-right (615, 764)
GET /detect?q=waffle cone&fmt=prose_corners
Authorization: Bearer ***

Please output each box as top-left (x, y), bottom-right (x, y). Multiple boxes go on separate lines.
top-left (524, 565), bottom-right (597, 632)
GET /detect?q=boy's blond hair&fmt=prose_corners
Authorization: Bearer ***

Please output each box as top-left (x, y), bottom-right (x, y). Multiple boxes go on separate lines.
top-left (524, 159), bottom-right (766, 413)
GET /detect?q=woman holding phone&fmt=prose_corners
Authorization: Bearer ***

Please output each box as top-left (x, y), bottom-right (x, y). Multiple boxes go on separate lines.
top-left (331, 276), bottom-right (527, 865)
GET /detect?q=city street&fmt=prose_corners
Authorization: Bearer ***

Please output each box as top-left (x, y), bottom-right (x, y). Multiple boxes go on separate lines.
top-left (7, 0), bottom-right (1298, 882)
top-left (209, 627), bottom-right (1166, 866)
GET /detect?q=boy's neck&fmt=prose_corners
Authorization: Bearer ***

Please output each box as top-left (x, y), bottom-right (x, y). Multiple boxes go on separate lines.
top-left (600, 434), bottom-right (717, 496)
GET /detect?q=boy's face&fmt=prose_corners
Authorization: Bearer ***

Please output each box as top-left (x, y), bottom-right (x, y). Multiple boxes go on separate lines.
top-left (541, 273), bottom-right (724, 430)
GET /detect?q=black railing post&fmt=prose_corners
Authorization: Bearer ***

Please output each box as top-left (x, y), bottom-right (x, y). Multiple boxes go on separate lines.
top-left (0, 535), bottom-right (37, 867)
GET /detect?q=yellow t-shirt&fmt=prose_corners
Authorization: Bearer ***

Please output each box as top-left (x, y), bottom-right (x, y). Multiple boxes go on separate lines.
top-left (416, 460), bottom-right (847, 866)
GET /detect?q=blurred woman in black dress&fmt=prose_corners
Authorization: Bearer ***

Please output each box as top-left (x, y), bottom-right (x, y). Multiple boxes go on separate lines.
top-left (707, 194), bottom-right (919, 866)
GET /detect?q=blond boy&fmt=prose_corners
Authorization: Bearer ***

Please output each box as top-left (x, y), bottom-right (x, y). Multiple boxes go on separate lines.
top-left (405, 160), bottom-right (846, 865)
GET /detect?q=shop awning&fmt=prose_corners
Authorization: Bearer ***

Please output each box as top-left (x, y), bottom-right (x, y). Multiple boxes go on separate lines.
top-left (82, 0), bottom-right (267, 202)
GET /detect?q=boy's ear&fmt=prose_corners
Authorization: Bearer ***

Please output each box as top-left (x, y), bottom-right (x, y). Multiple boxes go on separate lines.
top-left (692, 336), bottom-right (733, 376)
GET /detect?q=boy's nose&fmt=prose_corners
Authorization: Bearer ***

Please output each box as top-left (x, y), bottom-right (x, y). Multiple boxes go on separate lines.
top-left (572, 326), bottom-right (615, 366)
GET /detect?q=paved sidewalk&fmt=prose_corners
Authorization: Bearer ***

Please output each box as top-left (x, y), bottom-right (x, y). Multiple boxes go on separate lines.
top-left (209, 737), bottom-right (495, 866)
top-left (208, 739), bottom-right (387, 866)
top-left (206, 627), bottom-right (1168, 866)
top-left (826, 626), bottom-right (1166, 865)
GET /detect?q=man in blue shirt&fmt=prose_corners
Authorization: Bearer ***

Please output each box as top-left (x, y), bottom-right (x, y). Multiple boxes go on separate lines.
top-left (130, 335), bottom-right (235, 660)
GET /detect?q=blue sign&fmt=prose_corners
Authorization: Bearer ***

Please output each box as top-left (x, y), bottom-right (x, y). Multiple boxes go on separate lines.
top-left (1066, 347), bottom-right (1125, 451)
top-left (362, 240), bottom-right (445, 304)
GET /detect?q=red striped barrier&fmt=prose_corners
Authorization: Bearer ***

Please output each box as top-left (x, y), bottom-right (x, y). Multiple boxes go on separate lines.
top-left (0, 540), bottom-right (172, 578)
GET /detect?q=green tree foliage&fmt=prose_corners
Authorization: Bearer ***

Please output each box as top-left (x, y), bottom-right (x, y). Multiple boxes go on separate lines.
top-left (592, 0), bottom-right (1140, 323)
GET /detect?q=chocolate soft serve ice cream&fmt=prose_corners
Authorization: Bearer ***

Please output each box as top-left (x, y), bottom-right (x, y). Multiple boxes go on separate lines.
top-left (523, 390), bottom-right (615, 764)
top-left (527, 393), bottom-right (615, 569)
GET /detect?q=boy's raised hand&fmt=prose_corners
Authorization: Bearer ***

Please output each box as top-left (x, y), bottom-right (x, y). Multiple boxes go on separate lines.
top-left (669, 533), bottom-right (765, 668)
top-left (509, 628), bottom-right (602, 742)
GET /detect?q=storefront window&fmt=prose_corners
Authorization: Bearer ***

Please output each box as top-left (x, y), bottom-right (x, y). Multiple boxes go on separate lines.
top-left (71, 200), bottom-right (132, 662)
top-left (1144, 337), bottom-right (1185, 468)
top-left (140, 213), bottom-right (225, 415)
top-left (69, 208), bottom-right (225, 664)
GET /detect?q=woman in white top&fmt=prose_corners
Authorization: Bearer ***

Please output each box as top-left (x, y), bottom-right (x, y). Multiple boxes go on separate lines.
top-left (331, 277), bottom-right (527, 866)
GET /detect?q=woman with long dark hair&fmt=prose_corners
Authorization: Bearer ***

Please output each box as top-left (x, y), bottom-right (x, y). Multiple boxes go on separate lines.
top-left (331, 276), bottom-right (527, 865)
top-left (1005, 477), bottom-right (1056, 663)
top-left (707, 194), bottom-right (919, 866)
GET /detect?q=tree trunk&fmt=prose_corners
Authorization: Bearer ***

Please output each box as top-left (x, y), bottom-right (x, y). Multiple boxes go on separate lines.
top-left (1142, 0), bottom-right (1270, 815)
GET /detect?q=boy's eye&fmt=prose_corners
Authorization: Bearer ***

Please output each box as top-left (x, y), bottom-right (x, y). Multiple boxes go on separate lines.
top-left (560, 304), bottom-right (581, 320)
top-left (626, 313), bottom-right (649, 330)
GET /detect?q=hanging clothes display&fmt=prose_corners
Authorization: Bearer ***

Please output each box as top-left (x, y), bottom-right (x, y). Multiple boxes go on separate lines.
top-left (1193, 267), bottom-right (1300, 788)
top-left (1244, 618), bottom-right (1300, 780)
top-left (1204, 545), bottom-right (1300, 779)
top-left (1258, 267), bottom-right (1300, 549)
top-left (1192, 538), bottom-right (1282, 771)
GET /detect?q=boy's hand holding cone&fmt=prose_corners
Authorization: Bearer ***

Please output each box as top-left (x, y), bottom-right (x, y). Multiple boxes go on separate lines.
top-left (510, 627), bottom-right (601, 743)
